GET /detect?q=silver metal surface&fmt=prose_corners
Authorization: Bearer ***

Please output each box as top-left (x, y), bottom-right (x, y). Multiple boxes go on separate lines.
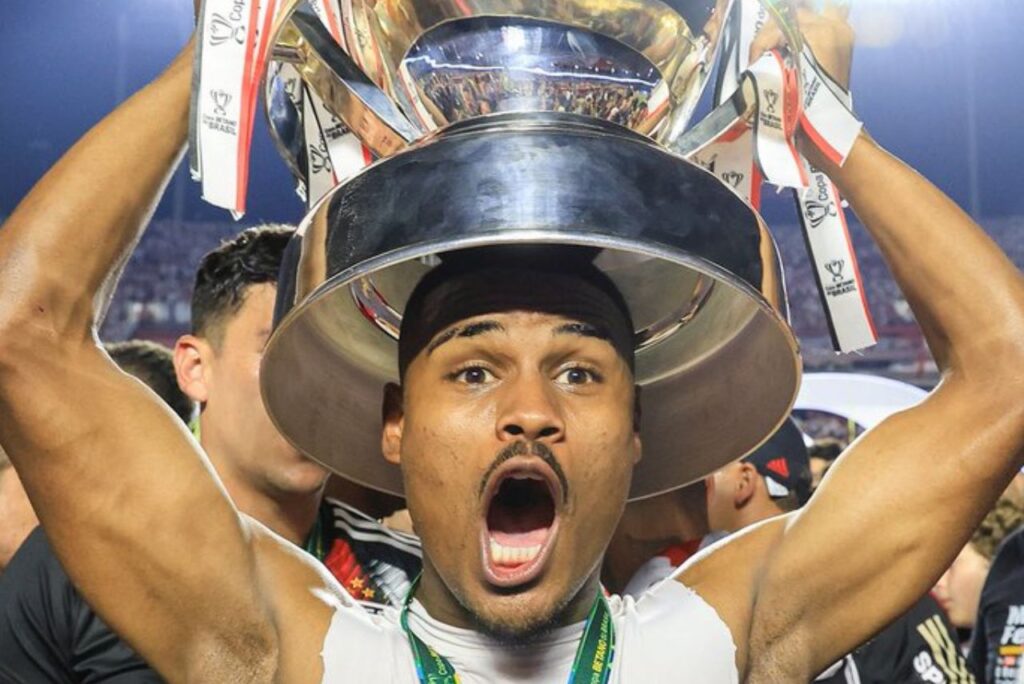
top-left (262, 0), bottom-right (775, 186)
top-left (261, 114), bottom-right (801, 500)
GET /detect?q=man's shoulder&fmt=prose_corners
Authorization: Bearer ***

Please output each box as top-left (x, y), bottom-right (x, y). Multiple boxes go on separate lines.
top-left (0, 525), bottom-right (73, 615)
top-left (979, 526), bottom-right (1024, 612)
top-left (990, 526), bottom-right (1024, 576)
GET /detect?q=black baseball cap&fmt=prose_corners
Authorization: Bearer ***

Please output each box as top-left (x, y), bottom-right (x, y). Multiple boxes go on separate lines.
top-left (743, 417), bottom-right (812, 507)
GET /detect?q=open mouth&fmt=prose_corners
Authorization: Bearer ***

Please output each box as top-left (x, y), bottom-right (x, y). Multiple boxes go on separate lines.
top-left (480, 461), bottom-right (562, 588)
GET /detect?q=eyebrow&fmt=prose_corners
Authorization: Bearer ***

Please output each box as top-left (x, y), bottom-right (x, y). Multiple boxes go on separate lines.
top-left (552, 321), bottom-right (611, 341)
top-left (427, 320), bottom-right (506, 354)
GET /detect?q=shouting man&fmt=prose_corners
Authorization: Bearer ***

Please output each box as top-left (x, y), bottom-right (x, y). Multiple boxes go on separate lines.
top-left (1, 6), bottom-right (1023, 683)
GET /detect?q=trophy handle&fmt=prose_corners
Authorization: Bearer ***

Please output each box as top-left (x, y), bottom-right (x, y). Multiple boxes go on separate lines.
top-left (661, 0), bottom-right (804, 155)
top-left (278, 8), bottom-right (421, 157)
top-left (667, 76), bottom-right (756, 159)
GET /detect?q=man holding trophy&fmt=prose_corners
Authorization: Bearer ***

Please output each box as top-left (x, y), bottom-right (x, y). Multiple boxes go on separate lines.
top-left (1, 1), bottom-right (1023, 682)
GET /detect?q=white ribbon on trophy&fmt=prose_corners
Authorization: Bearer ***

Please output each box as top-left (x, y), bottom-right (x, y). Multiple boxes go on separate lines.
top-left (193, 0), bottom-right (371, 213)
top-left (191, 0), bottom-right (279, 217)
top-left (689, 0), bottom-right (875, 353)
top-left (302, 83), bottom-right (373, 208)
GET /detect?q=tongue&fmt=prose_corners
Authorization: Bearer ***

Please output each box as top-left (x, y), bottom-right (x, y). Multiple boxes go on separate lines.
top-left (490, 528), bottom-right (550, 547)
top-left (487, 491), bottom-right (554, 548)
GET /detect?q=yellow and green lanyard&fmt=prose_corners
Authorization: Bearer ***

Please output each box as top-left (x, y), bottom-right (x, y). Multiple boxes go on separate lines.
top-left (399, 576), bottom-right (616, 684)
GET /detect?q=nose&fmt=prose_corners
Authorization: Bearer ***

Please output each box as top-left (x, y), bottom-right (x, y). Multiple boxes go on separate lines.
top-left (496, 371), bottom-right (565, 443)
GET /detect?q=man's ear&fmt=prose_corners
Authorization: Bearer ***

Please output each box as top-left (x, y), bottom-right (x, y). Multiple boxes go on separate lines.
top-left (174, 335), bottom-right (212, 404)
top-left (734, 462), bottom-right (757, 508)
top-left (381, 382), bottom-right (404, 465)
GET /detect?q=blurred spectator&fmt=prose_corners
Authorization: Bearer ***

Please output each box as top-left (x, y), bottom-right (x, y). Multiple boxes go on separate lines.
top-left (705, 417), bottom-right (812, 536)
top-left (967, 525), bottom-right (1024, 683)
top-left (106, 340), bottom-right (196, 425)
top-left (808, 438), bottom-right (845, 491)
top-left (93, 216), bottom-right (1024, 391)
top-left (934, 497), bottom-right (1024, 634)
top-left (602, 481), bottom-right (708, 597)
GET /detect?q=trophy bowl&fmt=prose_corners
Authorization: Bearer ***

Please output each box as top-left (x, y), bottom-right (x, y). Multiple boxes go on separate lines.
top-left (261, 113), bottom-right (801, 500)
top-left (264, 0), bottom-right (762, 186)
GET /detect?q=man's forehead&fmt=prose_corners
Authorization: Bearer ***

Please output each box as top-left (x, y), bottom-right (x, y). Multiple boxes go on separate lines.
top-left (426, 311), bottom-right (612, 354)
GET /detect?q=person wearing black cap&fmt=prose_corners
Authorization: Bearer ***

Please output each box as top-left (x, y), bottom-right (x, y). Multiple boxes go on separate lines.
top-left (705, 418), bottom-right (812, 536)
top-left (4, 6), bottom-right (1024, 683)
top-left (601, 420), bottom-right (807, 600)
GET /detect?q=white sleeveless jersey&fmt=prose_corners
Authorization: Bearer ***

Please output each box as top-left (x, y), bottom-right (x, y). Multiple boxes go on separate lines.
top-left (320, 575), bottom-right (738, 683)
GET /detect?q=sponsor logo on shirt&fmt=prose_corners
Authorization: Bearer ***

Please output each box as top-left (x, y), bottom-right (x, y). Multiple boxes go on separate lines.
top-left (995, 605), bottom-right (1024, 684)
top-left (916, 615), bottom-right (974, 683)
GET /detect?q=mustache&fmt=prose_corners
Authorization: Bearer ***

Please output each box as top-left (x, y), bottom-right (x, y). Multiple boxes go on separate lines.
top-left (478, 441), bottom-right (569, 506)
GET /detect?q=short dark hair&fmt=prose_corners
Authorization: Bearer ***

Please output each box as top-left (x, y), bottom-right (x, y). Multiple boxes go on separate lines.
top-left (809, 438), bottom-right (844, 462)
top-left (105, 340), bottom-right (194, 424)
top-left (971, 497), bottom-right (1024, 561)
top-left (770, 490), bottom-right (803, 514)
top-left (190, 225), bottom-right (294, 344)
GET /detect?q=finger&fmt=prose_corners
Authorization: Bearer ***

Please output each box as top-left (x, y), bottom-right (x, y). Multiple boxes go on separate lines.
top-left (749, 19), bottom-right (785, 63)
top-left (822, 0), bottom-right (852, 21)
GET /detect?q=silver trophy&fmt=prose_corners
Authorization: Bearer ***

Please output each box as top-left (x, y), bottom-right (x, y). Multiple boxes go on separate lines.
top-left (257, 0), bottom-right (804, 499)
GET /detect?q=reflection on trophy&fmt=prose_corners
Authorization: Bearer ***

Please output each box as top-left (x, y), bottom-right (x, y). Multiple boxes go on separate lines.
top-left (242, 0), bottom-right (816, 500)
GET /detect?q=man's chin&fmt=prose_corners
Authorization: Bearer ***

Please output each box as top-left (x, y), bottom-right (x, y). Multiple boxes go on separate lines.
top-left (459, 583), bottom-right (584, 646)
top-left (468, 602), bottom-right (567, 646)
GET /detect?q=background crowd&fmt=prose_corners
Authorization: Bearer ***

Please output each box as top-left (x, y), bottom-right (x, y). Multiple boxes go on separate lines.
top-left (59, 214), bottom-right (1024, 389)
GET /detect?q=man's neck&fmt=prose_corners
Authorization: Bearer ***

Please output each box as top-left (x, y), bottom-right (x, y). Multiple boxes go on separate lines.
top-left (230, 481), bottom-right (321, 546)
top-left (602, 535), bottom-right (670, 595)
top-left (731, 499), bottom-right (786, 534)
top-left (202, 445), bottom-right (322, 546)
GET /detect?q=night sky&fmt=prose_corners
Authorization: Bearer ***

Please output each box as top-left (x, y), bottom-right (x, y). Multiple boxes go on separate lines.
top-left (2, 1), bottom-right (1023, 227)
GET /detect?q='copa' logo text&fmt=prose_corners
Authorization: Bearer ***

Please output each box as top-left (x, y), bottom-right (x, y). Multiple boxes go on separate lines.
top-left (208, 3), bottom-right (247, 46)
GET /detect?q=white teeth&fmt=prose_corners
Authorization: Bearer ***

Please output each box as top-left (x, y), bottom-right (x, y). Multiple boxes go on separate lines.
top-left (489, 539), bottom-right (542, 567)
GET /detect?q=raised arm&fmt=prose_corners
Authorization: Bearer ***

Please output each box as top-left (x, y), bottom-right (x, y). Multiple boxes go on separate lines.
top-left (0, 38), bottom-right (280, 680)
top-left (740, 10), bottom-right (1024, 681)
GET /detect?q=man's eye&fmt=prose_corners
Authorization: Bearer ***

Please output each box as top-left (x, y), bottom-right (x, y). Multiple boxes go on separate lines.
top-left (454, 367), bottom-right (494, 385)
top-left (556, 367), bottom-right (599, 385)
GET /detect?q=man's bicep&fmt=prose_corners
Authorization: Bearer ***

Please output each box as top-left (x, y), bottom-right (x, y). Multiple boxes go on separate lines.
top-left (749, 380), bottom-right (1021, 678)
top-left (0, 343), bottom-right (277, 680)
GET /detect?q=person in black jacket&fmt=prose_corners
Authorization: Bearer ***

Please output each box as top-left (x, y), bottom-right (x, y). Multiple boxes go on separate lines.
top-left (967, 526), bottom-right (1024, 683)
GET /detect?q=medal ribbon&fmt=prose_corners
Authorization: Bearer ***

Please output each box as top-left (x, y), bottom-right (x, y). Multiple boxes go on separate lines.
top-left (400, 577), bottom-right (615, 684)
